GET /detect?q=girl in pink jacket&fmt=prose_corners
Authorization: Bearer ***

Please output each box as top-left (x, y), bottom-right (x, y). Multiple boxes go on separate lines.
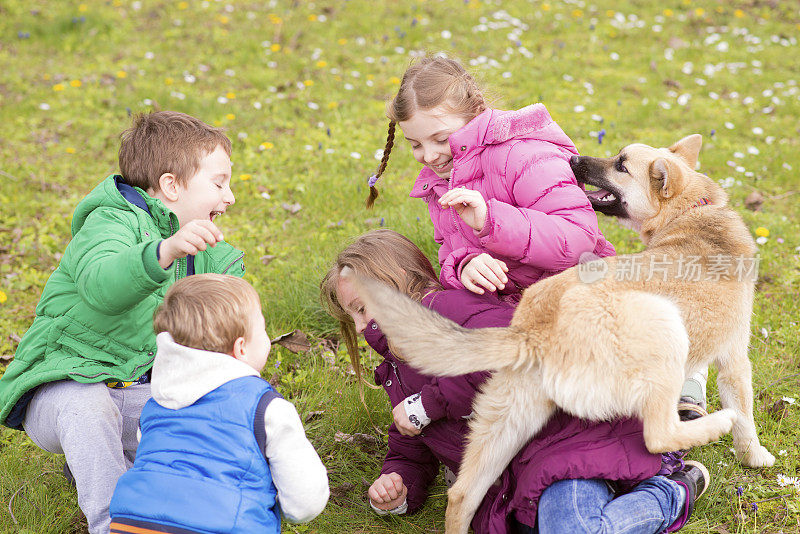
top-left (367, 56), bottom-right (614, 299)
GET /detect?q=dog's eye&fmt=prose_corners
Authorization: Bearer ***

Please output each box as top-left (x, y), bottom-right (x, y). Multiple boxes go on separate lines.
top-left (615, 158), bottom-right (629, 174)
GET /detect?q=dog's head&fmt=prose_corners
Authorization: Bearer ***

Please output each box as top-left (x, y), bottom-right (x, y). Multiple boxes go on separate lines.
top-left (570, 134), bottom-right (714, 232)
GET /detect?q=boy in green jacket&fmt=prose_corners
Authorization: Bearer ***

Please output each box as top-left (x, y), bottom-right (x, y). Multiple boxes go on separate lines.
top-left (0, 111), bottom-right (245, 534)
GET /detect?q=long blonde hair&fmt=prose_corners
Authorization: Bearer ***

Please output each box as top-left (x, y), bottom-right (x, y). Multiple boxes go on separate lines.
top-left (366, 56), bottom-right (488, 208)
top-left (320, 230), bottom-right (441, 398)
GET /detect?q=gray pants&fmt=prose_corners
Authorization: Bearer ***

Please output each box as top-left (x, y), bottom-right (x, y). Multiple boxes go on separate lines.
top-left (23, 380), bottom-right (151, 534)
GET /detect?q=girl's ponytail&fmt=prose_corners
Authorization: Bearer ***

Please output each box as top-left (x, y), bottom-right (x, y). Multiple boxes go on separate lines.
top-left (365, 121), bottom-right (396, 209)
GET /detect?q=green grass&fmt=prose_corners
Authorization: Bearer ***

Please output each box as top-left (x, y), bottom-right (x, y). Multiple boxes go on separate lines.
top-left (1, 0), bottom-right (799, 532)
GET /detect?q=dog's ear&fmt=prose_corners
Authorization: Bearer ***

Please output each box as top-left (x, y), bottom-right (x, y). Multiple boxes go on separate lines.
top-left (668, 134), bottom-right (702, 169)
top-left (650, 158), bottom-right (684, 199)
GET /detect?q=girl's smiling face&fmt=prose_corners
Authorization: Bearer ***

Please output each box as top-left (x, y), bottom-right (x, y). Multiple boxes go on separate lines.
top-left (398, 106), bottom-right (469, 180)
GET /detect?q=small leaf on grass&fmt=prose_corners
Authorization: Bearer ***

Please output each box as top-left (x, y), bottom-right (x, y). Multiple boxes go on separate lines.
top-left (270, 330), bottom-right (310, 353)
top-left (744, 191), bottom-right (764, 211)
top-left (0, 354), bottom-right (13, 361)
top-left (304, 410), bottom-right (325, 423)
top-left (766, 398), bottom-right (789, 419)
top-left (260, 254), bottom-right (276, 266)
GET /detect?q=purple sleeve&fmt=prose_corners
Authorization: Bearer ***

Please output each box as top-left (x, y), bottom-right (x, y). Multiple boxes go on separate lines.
top-left (478, 151), bottom-right (602, 271)
top-left (381, 424), bottom-right (440, 513)
top-left (420, 371), bottom-right (491, 421)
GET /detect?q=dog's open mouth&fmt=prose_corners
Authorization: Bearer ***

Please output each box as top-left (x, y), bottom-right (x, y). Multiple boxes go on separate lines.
top-left (584, 186), bottom-right (618, 206)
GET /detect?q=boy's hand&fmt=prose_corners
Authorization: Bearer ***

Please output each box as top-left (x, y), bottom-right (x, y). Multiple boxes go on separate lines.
top-left (461, 253), bottom-right (508, 295)
top-left (392, 402), bottom-right (421, 437)
top-left (159, 219), bottom-right (224, 269)
top-left (439, 187), bottom-right (488, 232)
top-left (368, 473), bottom-right (408, 511)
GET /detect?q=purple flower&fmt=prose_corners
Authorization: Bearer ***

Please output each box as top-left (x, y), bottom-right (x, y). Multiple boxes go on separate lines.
top-left (710, 129), bottom-right (716, 137)
top-left (736, 486), bottom-right (744, 497)
top-left (751, 502), bottom-right (758, 512)
top-left (598, 129), bottom-right (606, 145)
top-left (367, 174), bottom-right (379, 187)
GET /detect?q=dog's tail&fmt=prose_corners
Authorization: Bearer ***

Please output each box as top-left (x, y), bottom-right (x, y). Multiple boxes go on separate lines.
top-left (351, 274), bottom-right (529, 376)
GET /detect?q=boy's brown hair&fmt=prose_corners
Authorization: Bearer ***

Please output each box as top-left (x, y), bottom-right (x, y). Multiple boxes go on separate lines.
top-left (153, 274), bottom-right (260, 354)
top-left (119, 110), bottom-right (232, 191)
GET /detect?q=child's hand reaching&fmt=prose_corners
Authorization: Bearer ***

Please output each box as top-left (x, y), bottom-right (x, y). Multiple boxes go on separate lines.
top-left (461, 253), bottom-right (508, 295)
top-left (392, 402), bottom-right (421, 436)
top-left (439, 187), bottom-right (487, 232)
top-left (158, 220), bottom-right (224, 269)
top-left (368, 473), bottom-right (408, 511)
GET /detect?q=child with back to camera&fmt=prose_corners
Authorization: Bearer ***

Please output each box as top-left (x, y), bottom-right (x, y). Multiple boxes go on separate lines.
top-left (366, 55), bottom-right (708, 422)
top-left (321, 229), bottom-right (708, 534)
top-left (0, 110), bottom-right (245, 533)
top-left (110, 273), bottom-right (329, 534)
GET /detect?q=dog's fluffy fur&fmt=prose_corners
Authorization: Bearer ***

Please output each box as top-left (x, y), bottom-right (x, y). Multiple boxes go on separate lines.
top-left (348, 135), bottom-right (775, 533)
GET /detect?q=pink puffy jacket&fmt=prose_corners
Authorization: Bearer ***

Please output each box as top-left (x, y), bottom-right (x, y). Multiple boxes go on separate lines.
top-left (410, 104), bottom-right (615, 295)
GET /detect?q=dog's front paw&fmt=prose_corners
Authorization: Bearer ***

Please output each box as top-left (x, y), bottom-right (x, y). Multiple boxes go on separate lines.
top-left (738, 445), bottom-right (776, 468)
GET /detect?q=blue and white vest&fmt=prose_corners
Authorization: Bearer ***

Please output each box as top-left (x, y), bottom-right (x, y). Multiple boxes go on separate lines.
top-left (111, 376), bottom-right (282, 533)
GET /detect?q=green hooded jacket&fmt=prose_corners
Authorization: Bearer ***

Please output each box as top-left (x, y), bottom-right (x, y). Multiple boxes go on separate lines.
top-left (0, 175), bottom-right (245, 428)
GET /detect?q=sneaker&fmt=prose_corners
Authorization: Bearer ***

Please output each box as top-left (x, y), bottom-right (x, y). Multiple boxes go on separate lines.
top-left (668, 460), bottom-right (710, 521)
top-left (657, 450), bottom-right (686, 476)
top-left (677, 397), bottom-right (708, 422)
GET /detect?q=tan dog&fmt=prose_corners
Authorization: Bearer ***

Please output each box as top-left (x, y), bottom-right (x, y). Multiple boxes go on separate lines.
top-left (348, 135), bottom-right (775, 534)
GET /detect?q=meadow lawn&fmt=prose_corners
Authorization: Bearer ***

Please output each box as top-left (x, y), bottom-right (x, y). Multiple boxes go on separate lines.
top-left (1, 0), bottom-right (798, 532)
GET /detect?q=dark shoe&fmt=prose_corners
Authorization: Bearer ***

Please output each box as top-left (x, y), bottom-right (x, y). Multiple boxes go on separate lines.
top-left (62, 461), bottom-right (76, 487)
top-left (678, 397), bottom-right (708, 422)
top-left (667, 460), bottom-right (710, 521)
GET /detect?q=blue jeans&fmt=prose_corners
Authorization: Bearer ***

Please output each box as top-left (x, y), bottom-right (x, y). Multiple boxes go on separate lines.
top-left (524, 477), bottom-right (684, 534)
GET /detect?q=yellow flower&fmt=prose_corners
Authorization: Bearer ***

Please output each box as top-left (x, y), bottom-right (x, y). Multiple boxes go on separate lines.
top-left (178, 1), bottom-right (188, 9)
top-left (606, 10), bottom-right (615, 17)
top-left (694, 8), bottom-right (705, 16)
top-left (715, 6), bottom-right (724, 13)
top-left (218, 15), bottom-right (229, 24)
top-left (316, 60), bottom-right (327, 68)
top-left (44, 73), bottom-right (51, 80)
top-left (213, 120), bottom-right (222, 126)
top-left (225, 113), bottom-right (235, 120)
top-left (0, 290), bottom-right (7, 304)
top-left (755, 227), bottom-right (769, 238)
top-left (268, 14), bottom-right (283, 24)
top-left (337, 38), bottom-right (347, 45)
top-left (308, 14), bottom-right (317, 21)
top-left (78, 4), bottom-right (88, 12)
top-left (226, 91), bottom-right (236, 99)
top-left (270, 43), bottom-right (281, 52)
top-left (572, 9), bottom-right (583, 18)
top-left (734, 9), bottom-right (744, 18)
top-left (113, 0), bottom-right (122, 6)
top-left (117, 70), bottom-right (127, 78)
top-left (260, 142), bottom-right (274, 150)
top-left (390, 76), bottom-right (401, 85)
top-left (240, 173), bottom-right (252, 181)
top-left (541, 3), bottom-right (550, 11)
top-left (53, 83), bottom-right (65, 91)
top-left (303, 79), bottom-right (314, 86)
top-left (327, 101), bottom-right (339, 109)
top-left (682, 0), bottom-right (691, 5)
top-left (165, 77), bottom-right (174, 85)
top-left (663, 8), bottom-right (674, 17)
top-left (609, 30), bottom-right (617, 38)
top-left (66, 147), bottom-right (76, 154)
top-left (70, 79), bottom-right (82, 87)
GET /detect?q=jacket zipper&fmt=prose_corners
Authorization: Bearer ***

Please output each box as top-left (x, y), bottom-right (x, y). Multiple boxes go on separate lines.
top-left (448, 164), bottom-right (467, 239)
top-left (69, 354), bottom-right (156, 381)
top-left (388, 361), bottom-right (408, 396)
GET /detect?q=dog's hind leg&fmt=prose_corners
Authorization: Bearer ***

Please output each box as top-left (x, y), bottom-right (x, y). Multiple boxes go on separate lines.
top-left (445, 375), bottom-right (555, 534)
top-left (715, 328), bottom-right (775, 467)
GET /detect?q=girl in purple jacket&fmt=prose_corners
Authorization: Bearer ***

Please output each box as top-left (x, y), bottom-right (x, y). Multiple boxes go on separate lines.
top-left (366, 56), bottom-right (615, 300)
top-left (321, 229), bottom-right (709, 534)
